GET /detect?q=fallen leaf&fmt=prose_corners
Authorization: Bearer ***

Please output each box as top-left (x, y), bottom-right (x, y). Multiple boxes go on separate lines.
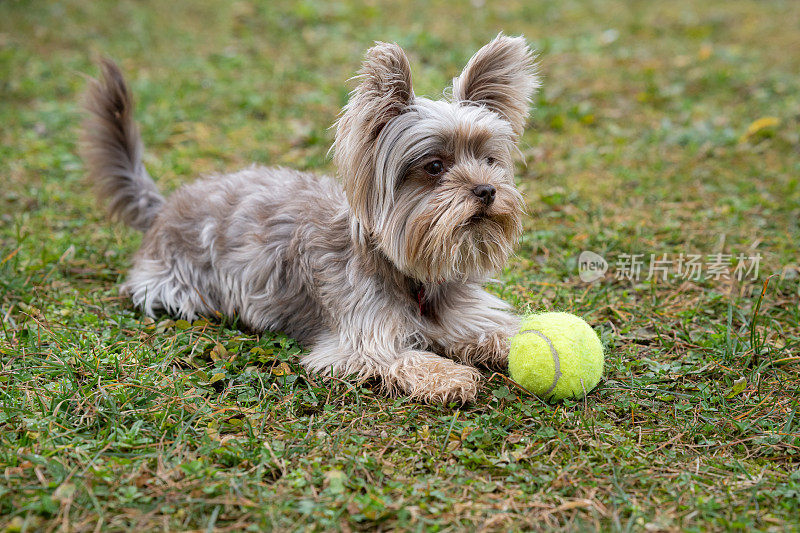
top-left (325, 469), bottom-right (347, 494)
top-left (53, 482), bottom-right (76, 503)
top-left (726, 377), bottom-right (747, 399)
top-left (210, 344), bottom-right (228, 361)
top-left (739, 117), bottom-right (780, 143)
top-left (272, 362), bottom-right (292, 376)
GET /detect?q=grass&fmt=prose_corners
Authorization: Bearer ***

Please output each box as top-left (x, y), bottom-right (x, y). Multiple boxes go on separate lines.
top-left (2, 0), bottom-right (800, 530)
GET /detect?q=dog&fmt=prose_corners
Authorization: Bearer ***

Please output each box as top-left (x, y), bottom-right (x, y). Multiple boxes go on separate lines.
top-left (80, 34), bottom-right (539, 404)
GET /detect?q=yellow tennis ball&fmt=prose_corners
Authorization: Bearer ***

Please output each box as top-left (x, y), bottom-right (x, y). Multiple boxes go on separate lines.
top-left (509, 312), bottom-right (604, 401)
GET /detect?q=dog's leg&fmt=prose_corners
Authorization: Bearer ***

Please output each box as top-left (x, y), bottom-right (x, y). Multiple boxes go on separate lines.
top-left (384, 350), bottom-right (482, 403)
top-left (428, 287), bottom-right (519, 370)
top-left (301, 330), bottom-right (481, 404)
top-left (123, 254), bottom-right (213, 321)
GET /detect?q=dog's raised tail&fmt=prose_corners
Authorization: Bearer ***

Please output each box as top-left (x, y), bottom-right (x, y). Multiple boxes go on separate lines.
top-left (80, 58), bottom-right (164, 231)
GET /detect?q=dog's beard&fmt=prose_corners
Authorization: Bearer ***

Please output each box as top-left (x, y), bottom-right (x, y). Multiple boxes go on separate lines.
top-left (379, 183), bottom-right (523, 282)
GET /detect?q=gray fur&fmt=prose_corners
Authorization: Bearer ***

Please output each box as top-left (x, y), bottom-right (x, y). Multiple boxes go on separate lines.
top-left (79, 35), bottom-right (540, 404)
top-left (80, 59), bottom-right (164, 231)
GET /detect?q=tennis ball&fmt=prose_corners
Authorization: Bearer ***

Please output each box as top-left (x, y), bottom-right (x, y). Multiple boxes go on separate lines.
top-left (509, 312), bottom-right (604, 401)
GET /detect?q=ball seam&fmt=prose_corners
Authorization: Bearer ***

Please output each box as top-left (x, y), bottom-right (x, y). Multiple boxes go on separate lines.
top-left (519, 329), bottom-right (562, 396)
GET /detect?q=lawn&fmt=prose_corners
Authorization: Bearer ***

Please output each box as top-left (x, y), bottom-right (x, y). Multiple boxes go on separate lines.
top-left (1, 0), bottom-right (799, 530)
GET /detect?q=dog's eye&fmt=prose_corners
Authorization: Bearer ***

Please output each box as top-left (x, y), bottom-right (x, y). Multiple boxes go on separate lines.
top-left (424, 160), bottom-right (445, 176)
top-left (486, 157), bottom-right (496, 165)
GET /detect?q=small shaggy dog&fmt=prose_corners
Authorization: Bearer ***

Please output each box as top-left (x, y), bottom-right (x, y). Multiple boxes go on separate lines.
top-left (80, 35), bottom-right (539, 404)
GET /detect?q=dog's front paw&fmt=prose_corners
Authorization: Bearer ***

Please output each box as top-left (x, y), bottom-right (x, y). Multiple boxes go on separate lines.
top-left (386, 351), bottom-right (481, 404)
top-left (446, 330), bottom-right (510, 370)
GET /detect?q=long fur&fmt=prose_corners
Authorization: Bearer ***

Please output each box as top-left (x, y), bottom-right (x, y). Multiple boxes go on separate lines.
top-left (79, 35), bottom-right (540, 404)
top-left (80, 59), bottom-right (164, 231)
top-left (452, 33), bottom-right (540, 137)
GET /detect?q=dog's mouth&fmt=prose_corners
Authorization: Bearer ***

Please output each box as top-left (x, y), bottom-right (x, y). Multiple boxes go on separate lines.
top-left (400, 200), bottom-right (524, 281)
top-left (468, 205), bottom-right (496, 222)
top-left (467, 210), bottom-right (504, 226)
top-left (464, 208), bottom-right (523, 248)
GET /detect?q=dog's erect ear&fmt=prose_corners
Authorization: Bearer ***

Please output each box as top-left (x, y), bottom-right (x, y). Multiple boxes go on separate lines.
top-left (334, 42), bottom-right (414, 229)
top-left (452, 34), bottom-right (539, 136)
top-left (349, 42), bottom-right (414, 139)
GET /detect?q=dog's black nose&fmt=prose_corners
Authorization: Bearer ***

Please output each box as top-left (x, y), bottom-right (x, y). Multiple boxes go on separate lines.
top-left (472, 184), bottom-right (496, 206)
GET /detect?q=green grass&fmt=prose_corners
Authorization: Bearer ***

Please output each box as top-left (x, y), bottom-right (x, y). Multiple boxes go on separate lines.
top-left (2, 0), bottom-right (800, 530)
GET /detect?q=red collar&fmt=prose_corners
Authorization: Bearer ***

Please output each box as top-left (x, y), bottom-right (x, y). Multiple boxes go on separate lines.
top-left (416, 284), bottom-right (427, 316)
top-left (414, 280), bottom-right (444, 318)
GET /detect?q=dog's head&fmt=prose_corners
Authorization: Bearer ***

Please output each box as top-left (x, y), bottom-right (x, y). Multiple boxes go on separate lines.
top-left (334, 34), bottom-right (539, 282)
